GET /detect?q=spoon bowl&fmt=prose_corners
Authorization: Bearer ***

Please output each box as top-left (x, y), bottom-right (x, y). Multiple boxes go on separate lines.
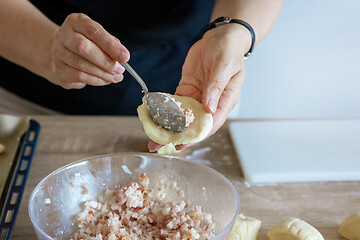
top-left (145, 92), bottom-right (186, 132)
top-left (121, 63), bottom-right (186, 132)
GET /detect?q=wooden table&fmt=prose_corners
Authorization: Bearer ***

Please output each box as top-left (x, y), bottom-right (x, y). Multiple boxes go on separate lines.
top-left (12, 116), bottom-right (359, 240)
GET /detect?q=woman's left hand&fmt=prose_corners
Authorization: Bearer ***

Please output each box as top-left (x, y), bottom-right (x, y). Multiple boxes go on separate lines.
top-left (148, 24), bottom-right (251, 152)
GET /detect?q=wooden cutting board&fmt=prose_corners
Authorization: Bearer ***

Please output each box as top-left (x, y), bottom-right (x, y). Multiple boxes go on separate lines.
top-left (229, 120), bottom-right (360, 184)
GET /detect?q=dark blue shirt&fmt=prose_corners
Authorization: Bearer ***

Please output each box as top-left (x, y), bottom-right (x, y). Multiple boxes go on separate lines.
top-left (0, 0), bottom-right (214, 115)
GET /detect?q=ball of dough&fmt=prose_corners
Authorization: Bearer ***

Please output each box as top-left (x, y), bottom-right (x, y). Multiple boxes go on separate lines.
top-left (338, 212), bottom-right (360, 240)
top-left (228, 214), bottom-right (261, 240)
top-left (0, 143), bottom-right (5, 154)
top-left (267, 218), bottom-right (324, 240)
top-left (137, 94), bottom-right (213, 148)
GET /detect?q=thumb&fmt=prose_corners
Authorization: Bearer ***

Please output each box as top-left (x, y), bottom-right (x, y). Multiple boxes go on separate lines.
top-left (202, 63), bottom-right (233, 114)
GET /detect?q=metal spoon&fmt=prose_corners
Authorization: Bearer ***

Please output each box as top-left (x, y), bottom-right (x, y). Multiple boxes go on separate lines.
top-left (121, 63), bottom-right (186, 132)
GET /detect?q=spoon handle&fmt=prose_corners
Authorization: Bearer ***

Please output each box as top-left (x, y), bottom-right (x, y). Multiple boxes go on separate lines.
top-left (121, 63), bottom-right (148, 94)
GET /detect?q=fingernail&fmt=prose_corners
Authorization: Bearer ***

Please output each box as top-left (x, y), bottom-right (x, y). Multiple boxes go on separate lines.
top-left (209, 98), bottom-right (217, 113)
top-left (114, 74), bottom-right (123, 82)
top-left (114, 36), bottom-right (120, 42)
top-left (114, 62), bottom-right (124, 74)
top-left (117, 50), bottom-right (129, 62)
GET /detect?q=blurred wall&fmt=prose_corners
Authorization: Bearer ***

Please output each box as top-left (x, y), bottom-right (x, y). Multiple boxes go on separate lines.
top-left (230, 0), bottom-right (360, 119)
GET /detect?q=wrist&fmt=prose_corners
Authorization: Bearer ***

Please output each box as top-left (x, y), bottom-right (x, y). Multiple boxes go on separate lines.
top-left (203, 24), bottom-right (252, 57)
top-left (202, 17), bottom-right (255, 59)
top-left (38, 26), bottom-right (58, 81)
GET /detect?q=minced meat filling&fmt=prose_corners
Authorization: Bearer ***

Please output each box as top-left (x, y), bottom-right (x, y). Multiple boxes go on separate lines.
top-left (73, 174), bottom-right (215, 240)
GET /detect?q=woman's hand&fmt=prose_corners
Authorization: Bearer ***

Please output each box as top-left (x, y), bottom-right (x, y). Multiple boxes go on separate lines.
top-left (148, 24), bottom-right (251, 152)
top-left (49, 13), bottom-right (130, 89)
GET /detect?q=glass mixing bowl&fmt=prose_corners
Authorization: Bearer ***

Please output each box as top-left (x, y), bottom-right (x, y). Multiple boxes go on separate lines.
top-left (28, 153), bottom-right (239, 240)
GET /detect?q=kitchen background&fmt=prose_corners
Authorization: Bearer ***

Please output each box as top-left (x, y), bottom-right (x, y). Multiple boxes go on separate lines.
top-left (229, 0), bottom-right (360, 119)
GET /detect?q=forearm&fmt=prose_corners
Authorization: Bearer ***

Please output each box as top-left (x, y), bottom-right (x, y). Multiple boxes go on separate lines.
top-left (0, 0), bottom-right (58, 79)
top-left (211, 0), bottom-right (284, 51)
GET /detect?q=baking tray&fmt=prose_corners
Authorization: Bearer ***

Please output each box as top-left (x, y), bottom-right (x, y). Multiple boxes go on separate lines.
top-left (0, 115), bottom-right (40, 240)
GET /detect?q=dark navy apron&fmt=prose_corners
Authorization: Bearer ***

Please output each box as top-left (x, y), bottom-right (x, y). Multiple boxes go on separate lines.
top-left (0, 0), bottom-right (214, 115)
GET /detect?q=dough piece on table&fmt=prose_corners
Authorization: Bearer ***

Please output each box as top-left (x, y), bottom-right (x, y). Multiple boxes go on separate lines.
top-left (267, 218), bottom-right (324, 240)
top-left (137, 95), bottom-right (213, 153)
top-left (338, 212), bottom-right (360, 240)
top-left (0, 143), bottom-right (5, 154)
top-left (228, 213), bottom-right (261, 240)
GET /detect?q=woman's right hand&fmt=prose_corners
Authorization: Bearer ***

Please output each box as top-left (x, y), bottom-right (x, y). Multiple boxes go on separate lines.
top-left (49, 13), bottom-right (130, 89)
